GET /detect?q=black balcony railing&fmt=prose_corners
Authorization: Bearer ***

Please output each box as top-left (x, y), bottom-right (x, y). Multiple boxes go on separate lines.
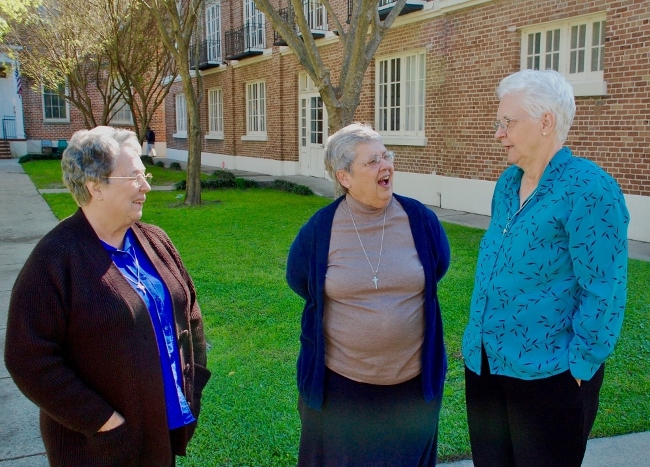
top-left (348, 0), bottom-right (425, 22)
top-left (274, 0), bottom-right (328, 46)
top-left (225, 23), bottom-right (265, 60)
top-left (190, 39), bottom-right (223, 70)
top-left (2, 116), bottom-right (16, 140)
top-left (273, 6), bottom-right (291, 45)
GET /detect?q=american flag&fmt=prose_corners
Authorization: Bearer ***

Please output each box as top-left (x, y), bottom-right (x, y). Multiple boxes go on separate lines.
top-left (14, 61), bottom-right (23, 98)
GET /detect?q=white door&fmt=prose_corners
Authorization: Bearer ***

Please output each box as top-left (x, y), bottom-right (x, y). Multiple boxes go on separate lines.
top-left (299, 93), bottom-right (328, 178)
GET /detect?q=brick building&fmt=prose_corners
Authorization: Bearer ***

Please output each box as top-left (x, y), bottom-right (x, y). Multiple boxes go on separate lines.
top-left (0, 52), bottom-right (166, 158)
top-left (166, 0), bottom-right (648, 243)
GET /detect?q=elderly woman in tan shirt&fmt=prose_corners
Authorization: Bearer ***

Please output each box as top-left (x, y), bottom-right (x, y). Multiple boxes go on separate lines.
top-left (287, 122), bottom-right (451, 465)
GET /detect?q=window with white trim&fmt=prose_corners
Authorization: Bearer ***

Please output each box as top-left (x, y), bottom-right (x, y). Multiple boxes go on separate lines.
top-left (207, 87), bottom-right (223, 139)
top-left (244, 0), bottom-right (265, 49)
top-left (521, 13), bottom-right (607, 96)
top-left (206, 1), bottom-right (222, 62)
top-left (110, 99), bottom-right (133, 125)
top-left (375, 50), bottom-right (426, 146)
top-left (243, 80), bottom-right (266, 140)
top-left (42, 84), bottom-right (69, 122)
top-left (175, 94), bottom-right (187, 137)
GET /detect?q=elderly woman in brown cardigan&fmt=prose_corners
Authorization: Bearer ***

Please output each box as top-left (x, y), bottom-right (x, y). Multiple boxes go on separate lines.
top-left (4, 126), bottom-right (211, 466)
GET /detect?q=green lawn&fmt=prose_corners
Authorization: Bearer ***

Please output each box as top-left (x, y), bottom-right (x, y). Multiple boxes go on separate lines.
top-left (29, 161), bottom-right (650, 465)
top-left (20, 158), bottom-right (201, 189)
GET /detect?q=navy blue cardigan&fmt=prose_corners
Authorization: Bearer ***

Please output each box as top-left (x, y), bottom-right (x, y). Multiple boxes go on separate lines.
top-left (286, 194), bottom-right (451, 410)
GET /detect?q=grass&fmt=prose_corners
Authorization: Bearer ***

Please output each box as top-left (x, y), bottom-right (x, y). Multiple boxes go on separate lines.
top-left (30, 161), bottom-right (650, 465)
top-left (20, 158), bottom-right (204, 189)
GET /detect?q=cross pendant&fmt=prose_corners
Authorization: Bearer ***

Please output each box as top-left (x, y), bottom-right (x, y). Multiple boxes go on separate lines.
top-left (372, 276), bottom-right (378, 289)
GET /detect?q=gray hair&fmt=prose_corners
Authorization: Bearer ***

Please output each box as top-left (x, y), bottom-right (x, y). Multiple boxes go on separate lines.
top-left (497, 69), bottom-right (575, 143)
top-left (61, 126), bottom-right (141, 206)
top-left (324, 122), bottom-right (383, 197)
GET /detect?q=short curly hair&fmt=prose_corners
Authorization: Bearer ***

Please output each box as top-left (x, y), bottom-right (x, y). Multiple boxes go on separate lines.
top-left (497, 69), bottom-right (576, 143)
top-left (61, 126), bottom-right (141, 206)
top-left (324, 123), bottom-right (383, 197)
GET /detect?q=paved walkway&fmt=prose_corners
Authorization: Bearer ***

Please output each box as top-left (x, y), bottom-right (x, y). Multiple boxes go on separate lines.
top-left (1, 158), bottom-right (648, 465)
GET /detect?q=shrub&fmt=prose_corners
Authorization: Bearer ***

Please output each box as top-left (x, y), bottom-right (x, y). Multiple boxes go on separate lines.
top-left (235, 177), bottom-right (258, 189)
top-left (140, 155), bottom-right (154, 165)
top-left (272, 179), bottom-right (314, 196)
top-left (169, 162), bottom-right (182, 171)
top-left (19, 153), bottom-right (61, 163)
top-left (211, 169), bottom-right (236, 181)
top-left (202, 178), bottom-right (235, 189)
top-left (174, 176), bottom-right (258, 191)
top-left (155, 161), bottom-right (165, 168)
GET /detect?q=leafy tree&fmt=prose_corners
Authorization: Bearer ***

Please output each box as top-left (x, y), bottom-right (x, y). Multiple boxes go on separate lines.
top-left (6, 0), bottom-right (177, 144)
top-left (143, 0), bottom-right (204, 205)
top-left (100, 0), bottom-right (178, 143)
top-left (0, 0), bottom-right (39, 38)
top-left (254, 0), bottom-right (408, 133)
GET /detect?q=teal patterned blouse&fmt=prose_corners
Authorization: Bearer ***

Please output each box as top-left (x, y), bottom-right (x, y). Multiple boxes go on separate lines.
top-left (462, 147), bottom-right (629, 381)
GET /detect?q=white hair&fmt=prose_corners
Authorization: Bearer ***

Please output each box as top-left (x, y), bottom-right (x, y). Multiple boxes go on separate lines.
top-left (497, 69), bottom-right (576, 143)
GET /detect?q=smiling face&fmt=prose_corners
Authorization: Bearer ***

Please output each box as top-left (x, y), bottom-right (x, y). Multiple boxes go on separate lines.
top-left (336, 141), bottom-right (394, 209)
top-left (99, 146), bottom-right (151, 231)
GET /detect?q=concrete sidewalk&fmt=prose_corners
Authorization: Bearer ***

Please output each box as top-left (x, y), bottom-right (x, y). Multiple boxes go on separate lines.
top-left (1, 157), bottom-right (649, 465)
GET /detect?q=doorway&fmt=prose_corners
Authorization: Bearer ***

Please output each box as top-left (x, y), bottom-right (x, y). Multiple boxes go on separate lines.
top-left (298, 73), bottom-right (328, 178)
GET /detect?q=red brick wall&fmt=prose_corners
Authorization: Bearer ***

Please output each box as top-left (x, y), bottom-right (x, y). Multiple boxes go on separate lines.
top-left (21, 76), bottom-right (166, 145)
top-left (165, 0), bottom-right (649, 197)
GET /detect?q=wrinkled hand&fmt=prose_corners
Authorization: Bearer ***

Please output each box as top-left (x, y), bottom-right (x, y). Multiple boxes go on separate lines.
top-left (98, 411), bottom-right (125, 432)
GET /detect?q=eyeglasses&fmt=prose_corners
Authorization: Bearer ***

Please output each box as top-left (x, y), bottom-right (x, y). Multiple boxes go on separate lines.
top-left (106, 173), bottom-right (153, 188)
top-left (352, 151), bottom-right (395, 168)
top-left (492, 115), bottom-right (529, 132)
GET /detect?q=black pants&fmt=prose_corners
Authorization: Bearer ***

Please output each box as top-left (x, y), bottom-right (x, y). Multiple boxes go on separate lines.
top-left (298, 368), bottom-right (441, 466)
top-left (465, 349), bottom-right (604, 467)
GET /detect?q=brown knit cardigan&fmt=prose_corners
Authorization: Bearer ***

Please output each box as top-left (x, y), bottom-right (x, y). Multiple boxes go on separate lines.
top-left (4, 209), bottom-right (211, 466)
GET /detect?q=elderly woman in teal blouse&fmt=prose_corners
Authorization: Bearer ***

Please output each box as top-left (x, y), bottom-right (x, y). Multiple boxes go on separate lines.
top-left (462, 70), bottom-right (629, 467)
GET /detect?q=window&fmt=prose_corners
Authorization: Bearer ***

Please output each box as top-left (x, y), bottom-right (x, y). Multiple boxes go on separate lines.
top-left (521, 14), bottom-right (607, 96)
top-left (206, 2), bottom-right (221, 62)
top-left (375, 50), bottom-right (426, 146)
top-left (175, 94), bottom-right (187, 138)
top-left (42, 84), bottom-right (69, 122)
top-left (110, 99), bottom-right (133, 125)
top-left (242, 80), bottom-right (266, 141)
top-left (207, 87), bottom-right (223, 139)
top-left (244, 0), bottom-right (265, 49)
top-left (304, 0), bottom-right (326, 30)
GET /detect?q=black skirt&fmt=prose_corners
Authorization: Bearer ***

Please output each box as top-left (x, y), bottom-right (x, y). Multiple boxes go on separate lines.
top-left (298, 368), bottom-right (442, 466)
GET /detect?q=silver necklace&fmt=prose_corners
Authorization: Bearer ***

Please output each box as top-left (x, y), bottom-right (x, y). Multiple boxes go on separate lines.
top-left (346, 200), bottom-right (388, 289)
top-left (123, 249), bottom-right (146, 291)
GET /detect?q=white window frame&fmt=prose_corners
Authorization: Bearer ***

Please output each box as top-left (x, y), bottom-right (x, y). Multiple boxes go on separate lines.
top-left (375, 49), bottom-right (427, 146)
top-left (42, 84), bottom-right (70, 123)
top-left (304, 0), bottom-right (326, 31)
top-left (521, 13), bottom-right (607, 96)
top-left (242, 80), bottom-right (267, 141)
top-left (206, 87), bottom-right (224, 140)
top-left (244, 0), bottom-right (265, 49)
top-left (206, 1), bottom-right (222, 62)
top-left (110, 98), bottom-right (133, 126)
top-left (174, 94), bottom-right (187, 138)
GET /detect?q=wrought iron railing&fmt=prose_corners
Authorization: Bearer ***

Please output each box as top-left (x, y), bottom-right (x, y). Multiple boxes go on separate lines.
top-left (190, 39), bottom-right (222, 69)
top-left (2, 116), bottom-right (16, 140)
top-left (348, 0), bottom-right (425, 22)
top-left (273, 0), bottom-right (328, 45)
top-left (225, 22), bottom-right (266, 60)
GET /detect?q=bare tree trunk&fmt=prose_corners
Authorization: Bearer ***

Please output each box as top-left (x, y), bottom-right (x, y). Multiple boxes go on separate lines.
top-left (181, 69), bottom-right (202, 205)
top-left (255, 0), bottom-right (408, 134)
